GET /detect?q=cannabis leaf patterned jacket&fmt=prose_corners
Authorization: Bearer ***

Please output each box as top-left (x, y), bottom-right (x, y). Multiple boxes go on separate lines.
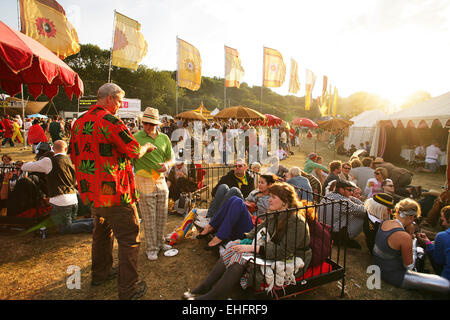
top-left (69, 105), bottom-right (141, 208)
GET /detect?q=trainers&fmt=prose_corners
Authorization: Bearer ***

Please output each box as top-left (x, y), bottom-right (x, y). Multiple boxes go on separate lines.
top-left (194, 219), bottom-right (209, 229)
top-left (147, 251), bottom-right (158, 261)
top-left (161, 243), bottom-right (172, 251)
top-left (130, 281), bottom-right (148, 300)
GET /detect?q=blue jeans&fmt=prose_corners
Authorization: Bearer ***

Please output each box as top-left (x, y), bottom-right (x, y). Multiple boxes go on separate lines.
top-left (209, 196), bottom-right (253, 241)
top-left (206, 184), bottom-right (243, 218)
top-left (50, 203), bottom-right (94, 234)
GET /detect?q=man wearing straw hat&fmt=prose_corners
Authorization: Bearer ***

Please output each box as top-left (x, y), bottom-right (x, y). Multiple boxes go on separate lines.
top-left (133, 107), bottom-right (175, 261)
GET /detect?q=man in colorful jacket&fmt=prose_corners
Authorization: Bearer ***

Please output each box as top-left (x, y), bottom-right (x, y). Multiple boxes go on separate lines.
top-left (69, 83), bottom-right (155, 300)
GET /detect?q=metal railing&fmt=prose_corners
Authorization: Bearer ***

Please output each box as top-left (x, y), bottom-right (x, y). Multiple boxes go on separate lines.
top-left (184, 164), bottom-right (349, 299)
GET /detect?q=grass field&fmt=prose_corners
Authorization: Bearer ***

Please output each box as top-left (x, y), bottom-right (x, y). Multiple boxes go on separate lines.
top-left (0, 138), bottom-right (447, 300)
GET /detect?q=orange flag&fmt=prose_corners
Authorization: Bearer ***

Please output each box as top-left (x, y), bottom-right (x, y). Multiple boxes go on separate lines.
top-left (19, 0), bottom-right (80, 59)
top-left (111, 11), bottom-right (148, 70)
top-left (263, 47), bottom-right (286, 87)
top-left (225, 46), bottom-right (244, 88)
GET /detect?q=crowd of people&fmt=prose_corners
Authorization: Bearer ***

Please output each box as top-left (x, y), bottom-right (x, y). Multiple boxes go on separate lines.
top-left (0, 82), bottom-right (448, 300)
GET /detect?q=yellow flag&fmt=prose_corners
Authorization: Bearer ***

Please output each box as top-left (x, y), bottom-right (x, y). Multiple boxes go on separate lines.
top-left (263, 47), bottom-right (286, 87)
top-left (178, 38), bottom-right (202, 91)
top-left (111, 11), bottom-right (148, 70)
top-left (225, 46), bottom-right (244, 88)
top-left (333, 87), bottom-right (338, 117)
top-left (289, 58), bottom-right (300, 94)
top-left (305, 69), bottom-right (316, 110)
top-left (19, 0), bottom-right (80, 59)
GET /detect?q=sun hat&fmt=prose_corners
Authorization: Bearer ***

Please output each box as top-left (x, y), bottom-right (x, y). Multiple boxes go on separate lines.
top-left (142, 107), bottom-right (162, 125)
top-left (373, 193), bottom-right (394, 209)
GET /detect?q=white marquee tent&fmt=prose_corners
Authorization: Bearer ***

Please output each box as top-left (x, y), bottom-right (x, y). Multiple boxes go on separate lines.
top-left (370, 91), bottom-right (450, 158)
top-left (344, 109), bottom-right (387, 149)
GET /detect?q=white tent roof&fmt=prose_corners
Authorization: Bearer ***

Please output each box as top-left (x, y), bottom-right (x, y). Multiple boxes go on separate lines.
top-left (385, 91), bottom-right (450, 128)
top-left (210, 108), bottom-right (220, 116)
top-left (349, 109), bottom-right (387, 128)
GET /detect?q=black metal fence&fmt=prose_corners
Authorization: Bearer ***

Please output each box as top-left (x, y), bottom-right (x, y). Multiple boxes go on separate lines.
top-left (185, 165), bottom-right (349, 299)
top-left (248, 195), bottom-right (349, 299)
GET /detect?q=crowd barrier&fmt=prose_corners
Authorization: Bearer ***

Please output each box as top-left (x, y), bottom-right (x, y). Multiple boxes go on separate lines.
top-left (185, 165), bottom-right (348, 299)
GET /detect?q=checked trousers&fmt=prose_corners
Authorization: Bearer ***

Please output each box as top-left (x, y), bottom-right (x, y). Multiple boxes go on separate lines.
top-left (135, 175), bottom-right (169, 255)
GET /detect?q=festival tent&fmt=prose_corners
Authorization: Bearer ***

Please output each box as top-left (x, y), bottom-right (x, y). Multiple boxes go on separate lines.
top-left (210, 108), bottom-right (219, 116)
top-left (370, 91), bottom-right (450, 167)
top-left (344, 109), bottom-right (387, 149)
top-left (192, 103), bottom-right (213, 120)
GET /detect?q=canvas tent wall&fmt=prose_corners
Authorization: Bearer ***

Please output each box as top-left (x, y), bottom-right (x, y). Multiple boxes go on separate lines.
top-left (344, 109), bottom-right (387, 150)
top-left (370, 91), bottom-right (450, 166)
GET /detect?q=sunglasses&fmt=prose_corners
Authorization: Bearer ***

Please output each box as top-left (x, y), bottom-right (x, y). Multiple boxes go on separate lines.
top-left (343, 166), bottom-right (351, 170)
top-left (374, 172), bottom-right (381, 175)
top-left (345, 188), bottom-right (353, 192)
top-left (385, 184), bottom-right (394, 187)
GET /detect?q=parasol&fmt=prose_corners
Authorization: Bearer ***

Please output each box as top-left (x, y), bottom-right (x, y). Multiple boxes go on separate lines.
top-left (317, 118), bottom-right (353, 131)
top-left (0, 21), bottom-right (83, 100)
top-left (292, 117), bottom-right (318, 128)
top-left (213, 106), bottom-right (266, 121)
top-left (264, 114), bottom-right (283, 127)
top-left (175, 110), bottom-right (208, 122)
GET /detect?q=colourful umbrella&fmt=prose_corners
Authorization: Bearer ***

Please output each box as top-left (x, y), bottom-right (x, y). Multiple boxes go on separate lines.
top-left (175, 110), bottom-right (209, 122)
top-left (0, 21), bottom-right (83, 100)
top-left (292, 117), bottom-right (318, 128)
top-left (213, 106), bottom-right (266, 121)
top-left (264, 114), bottom-right (283, 127)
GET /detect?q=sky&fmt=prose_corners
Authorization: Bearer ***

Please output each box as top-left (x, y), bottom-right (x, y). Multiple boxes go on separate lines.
top-left (3, 0), bottom-right (450, 108)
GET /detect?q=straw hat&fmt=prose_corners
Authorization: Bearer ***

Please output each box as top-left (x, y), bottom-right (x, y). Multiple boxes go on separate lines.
top-left (142, 107), bottom-right (162, 125)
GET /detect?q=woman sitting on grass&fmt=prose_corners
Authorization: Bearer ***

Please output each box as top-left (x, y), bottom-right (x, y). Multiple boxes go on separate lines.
top-left (197, 174), bottom-right (277, 250)
top-left (372, 198), bottom-right (449, 294)
top-left (184, 182), bottom-right (311, 300)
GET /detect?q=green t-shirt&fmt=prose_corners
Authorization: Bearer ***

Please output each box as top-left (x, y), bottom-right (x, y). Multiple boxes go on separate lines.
top-left (133, 130), bottom-right (174, 174)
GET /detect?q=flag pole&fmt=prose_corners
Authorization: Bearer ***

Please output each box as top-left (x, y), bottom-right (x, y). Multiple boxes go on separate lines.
top-left (261, 46), bottom-right (264, 113)
top-left (224, 45), bottom-right (226, 110)
top-left (176, 36), bottom-right (179, 116)
top-left (108, 10), bottom-right (116, 83)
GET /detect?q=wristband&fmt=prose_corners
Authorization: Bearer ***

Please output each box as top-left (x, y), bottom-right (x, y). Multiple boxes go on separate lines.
top-left (425, 241), bottom-right (432, 246)
top-left (2, 182), bottom-right (9, 185)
